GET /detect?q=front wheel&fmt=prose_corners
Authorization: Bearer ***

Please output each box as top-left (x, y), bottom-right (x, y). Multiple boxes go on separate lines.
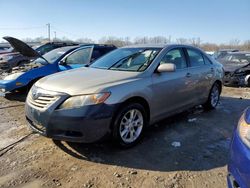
top-left (112, 103), bottom-right (147, 148)
top-left (203, 83), bottom-right (220, 110)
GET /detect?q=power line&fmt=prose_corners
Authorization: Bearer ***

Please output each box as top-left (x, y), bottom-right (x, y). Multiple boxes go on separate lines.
top-left (0, 26), bottom-right (46, 30)
top-left (51, 26), bottom-right (82, 38)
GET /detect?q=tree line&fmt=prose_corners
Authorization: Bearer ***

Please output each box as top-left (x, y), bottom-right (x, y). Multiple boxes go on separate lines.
top-left (18, 36), bottom-right (250, 51)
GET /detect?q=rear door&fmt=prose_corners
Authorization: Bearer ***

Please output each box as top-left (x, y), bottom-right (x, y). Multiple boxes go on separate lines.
top-left (59, 46), bottom-right (93, 71)
top-left (152, 48), bottom-right (194, 118)
top-left (184, 48), bottom-right (214, 102)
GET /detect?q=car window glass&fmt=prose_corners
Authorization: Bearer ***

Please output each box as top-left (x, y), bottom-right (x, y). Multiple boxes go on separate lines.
top-left (37, 45), bottom-right (55, 55)
top-left (187, 49), bottom-right (205, 67)
top-left (66, 47), bottom-right (92, 65)
top-left (203, 55), bottom-right (212, 65)
top-left (160, 49), bottom-right (187, 69)
top-left (91, 49), bottom-right (102, 61)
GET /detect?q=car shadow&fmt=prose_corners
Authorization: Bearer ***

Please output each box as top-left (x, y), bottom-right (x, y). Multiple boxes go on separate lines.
top-left (52, 96), bottom-right (249, 172)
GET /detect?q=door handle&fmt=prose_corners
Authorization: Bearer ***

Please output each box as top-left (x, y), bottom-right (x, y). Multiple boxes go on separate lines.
top-left (186, 73), bottom-right (191, 78)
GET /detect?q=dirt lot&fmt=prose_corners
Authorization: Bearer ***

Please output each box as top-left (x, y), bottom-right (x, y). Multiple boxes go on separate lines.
top-left (0, 87), bottom-right (250, 188)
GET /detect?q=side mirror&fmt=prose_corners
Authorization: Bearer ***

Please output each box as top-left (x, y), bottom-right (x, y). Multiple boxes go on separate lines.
top-left (157, 63), bottom-right (176, 73)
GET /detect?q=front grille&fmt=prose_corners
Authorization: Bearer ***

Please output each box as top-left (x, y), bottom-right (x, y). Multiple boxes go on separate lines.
top-left (27, 86), bottom-right (61, 109)
top-left (28, 94), bottom-right (58, 109)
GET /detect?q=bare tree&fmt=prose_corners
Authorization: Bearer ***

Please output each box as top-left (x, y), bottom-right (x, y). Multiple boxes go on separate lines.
top-left (176, 38), bottom-right (188, 44)
top-left (75, 38), bottom-right (95, 43)
top-left (189, 37), bottom-right (201, 47)
top-left (229, 39), bottom-right (240, 48)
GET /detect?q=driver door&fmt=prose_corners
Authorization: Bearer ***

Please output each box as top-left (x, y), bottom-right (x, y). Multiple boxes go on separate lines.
top-left (59, 46), bottom-right (93, 71)
top-left (152, 48), bottom-right (194, 119)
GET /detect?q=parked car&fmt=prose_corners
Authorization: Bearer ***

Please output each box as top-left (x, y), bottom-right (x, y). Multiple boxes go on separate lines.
top-left (205, 51), bottom-right (214, 57)
top-left (213, 49), bottom-right (239, 60)
top-left (228, 107), bottom-right (250, 188)
top-left (32, 41), bottom-right (79, 55)
top-left (0, 37), bottom-right (116, 95)
top-left (25, 44), bottom-right (224, 147)
top-left (218, 51), bottom-right (250, 87)
top-left (0, 45), bottom-right (10, 52)
top-left (0, 37), bottom-right (79, 71)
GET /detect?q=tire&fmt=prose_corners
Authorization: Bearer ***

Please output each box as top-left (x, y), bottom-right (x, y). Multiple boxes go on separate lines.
top-left (203, 83), bottom-right (220, 110)
top-left (112, 103), bottom-right (147, 148)
top-left (16, 77), bottom-right (42, 94)
top-left (245, 75), bottom-right (250, 87)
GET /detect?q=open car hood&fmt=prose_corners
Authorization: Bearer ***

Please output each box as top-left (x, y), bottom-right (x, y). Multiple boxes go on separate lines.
top-left (3, 36), bottom-right (42, 59)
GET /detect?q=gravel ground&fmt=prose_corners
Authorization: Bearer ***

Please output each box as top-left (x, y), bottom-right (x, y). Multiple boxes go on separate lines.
top-left (0, 87), bottom-right (250, 188)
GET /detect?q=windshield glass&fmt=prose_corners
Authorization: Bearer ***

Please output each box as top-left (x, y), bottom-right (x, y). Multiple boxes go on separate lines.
top-left (90, 48), bottom-right (161, 72)
top-left (223, 53), bottom-right (250, 64)
top-left (34, 46), bottom-right (75, 64)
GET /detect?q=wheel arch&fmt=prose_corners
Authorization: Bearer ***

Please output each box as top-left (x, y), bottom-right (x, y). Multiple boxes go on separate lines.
top-left (111, 96), bottom-right (151, 128)
top-left (214, 80), bottom-right (222, 93)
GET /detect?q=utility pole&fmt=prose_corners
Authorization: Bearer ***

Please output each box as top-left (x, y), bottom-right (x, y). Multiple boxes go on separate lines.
top-left (54, 31), bottom-right (57, 41)
top-left (46, 23), bottom-right (51, 41)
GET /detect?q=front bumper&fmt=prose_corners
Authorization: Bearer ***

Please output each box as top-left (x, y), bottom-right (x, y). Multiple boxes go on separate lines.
top-left (25, 93), bottom-right (118, 143)
top-left (227, 131), bottom-right (250, 188)
top-left (223, 72), bottom-right (248, 87)
top-left (0, 79), bottom-right (17, 92)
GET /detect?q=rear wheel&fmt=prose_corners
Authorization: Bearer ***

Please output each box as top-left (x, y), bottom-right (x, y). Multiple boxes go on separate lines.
top-left (112, 103), bottom-right (147, 148)
top-left (203, 83), bottom-right (220, 110)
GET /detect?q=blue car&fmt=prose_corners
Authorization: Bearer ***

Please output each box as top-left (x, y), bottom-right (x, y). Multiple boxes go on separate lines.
top-left (0, 37), bottom-right (116, 95)
top-left (228, 107), bottom-right (250, 188)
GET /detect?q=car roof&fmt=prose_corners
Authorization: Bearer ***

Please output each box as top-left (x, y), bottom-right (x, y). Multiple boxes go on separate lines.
top-left (227, 51), bottom-right (250, 55)
top-left (42, 41), bottom-right (79, 45)
top-left (121, 43), bottom-right (203, 50)
top-left (218, 49), bottom-right (239, 52)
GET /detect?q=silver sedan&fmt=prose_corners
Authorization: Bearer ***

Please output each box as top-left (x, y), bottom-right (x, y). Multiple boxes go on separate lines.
top-left (25, 44), bottom-right (224, 147)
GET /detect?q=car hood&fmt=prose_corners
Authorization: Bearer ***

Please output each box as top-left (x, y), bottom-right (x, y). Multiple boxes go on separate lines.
top-left (36, 67), bottom-right (141, 95)
top-left (219, 60), bottom-right (250, 72)
top-left (3, 36), bottom-right (42, 59)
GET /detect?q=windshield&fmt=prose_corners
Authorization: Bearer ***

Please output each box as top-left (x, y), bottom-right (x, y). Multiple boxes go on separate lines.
top-left (90, 48), bottom-right (161, 72)
top-left (223, 53), bottom-right (250, 64)
top-left (34, 46), bottom-right (75, 64)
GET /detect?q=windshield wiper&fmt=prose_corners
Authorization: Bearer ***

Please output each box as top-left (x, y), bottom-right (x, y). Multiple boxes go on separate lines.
top-left (108, 49), bottom-right (149, 70)
top-left (137, 50), bottom-right (156, 71)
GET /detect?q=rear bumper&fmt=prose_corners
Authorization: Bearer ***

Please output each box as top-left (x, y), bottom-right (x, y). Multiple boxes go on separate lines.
top-left (25, 99), bottom-right (119, 143)
top-left (227, 131), bottom-right (250, 188)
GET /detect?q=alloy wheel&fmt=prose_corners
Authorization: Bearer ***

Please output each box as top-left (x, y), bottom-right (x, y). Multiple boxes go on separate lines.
top-left (119, 109), bottom-right (144, 144)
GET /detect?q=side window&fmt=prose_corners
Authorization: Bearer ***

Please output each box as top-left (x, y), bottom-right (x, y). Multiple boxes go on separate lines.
top-left (65, 47), bottom-right (92, 65)
top-left (37, 45), bottom-right (55, 55)
top-left (203, 55), bottom-right (213, 65)
top-left (187, 49), bottom-right (205, 67)
top-left (160, 48), bottom-right (187, 69)
top-left (91, 49), bottom-right (102, 61)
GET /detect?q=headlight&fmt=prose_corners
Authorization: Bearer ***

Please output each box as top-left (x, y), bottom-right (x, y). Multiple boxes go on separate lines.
top-left (238, 108), bottom-right (250, 147)
top-left (4, 72), bottom-right (24, 80)
top-left (58, 92), bottom-right (111, 109)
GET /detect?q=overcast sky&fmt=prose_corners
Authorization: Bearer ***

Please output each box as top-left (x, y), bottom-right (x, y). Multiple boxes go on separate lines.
top-left (0, 0), bottom-right (249, 44)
